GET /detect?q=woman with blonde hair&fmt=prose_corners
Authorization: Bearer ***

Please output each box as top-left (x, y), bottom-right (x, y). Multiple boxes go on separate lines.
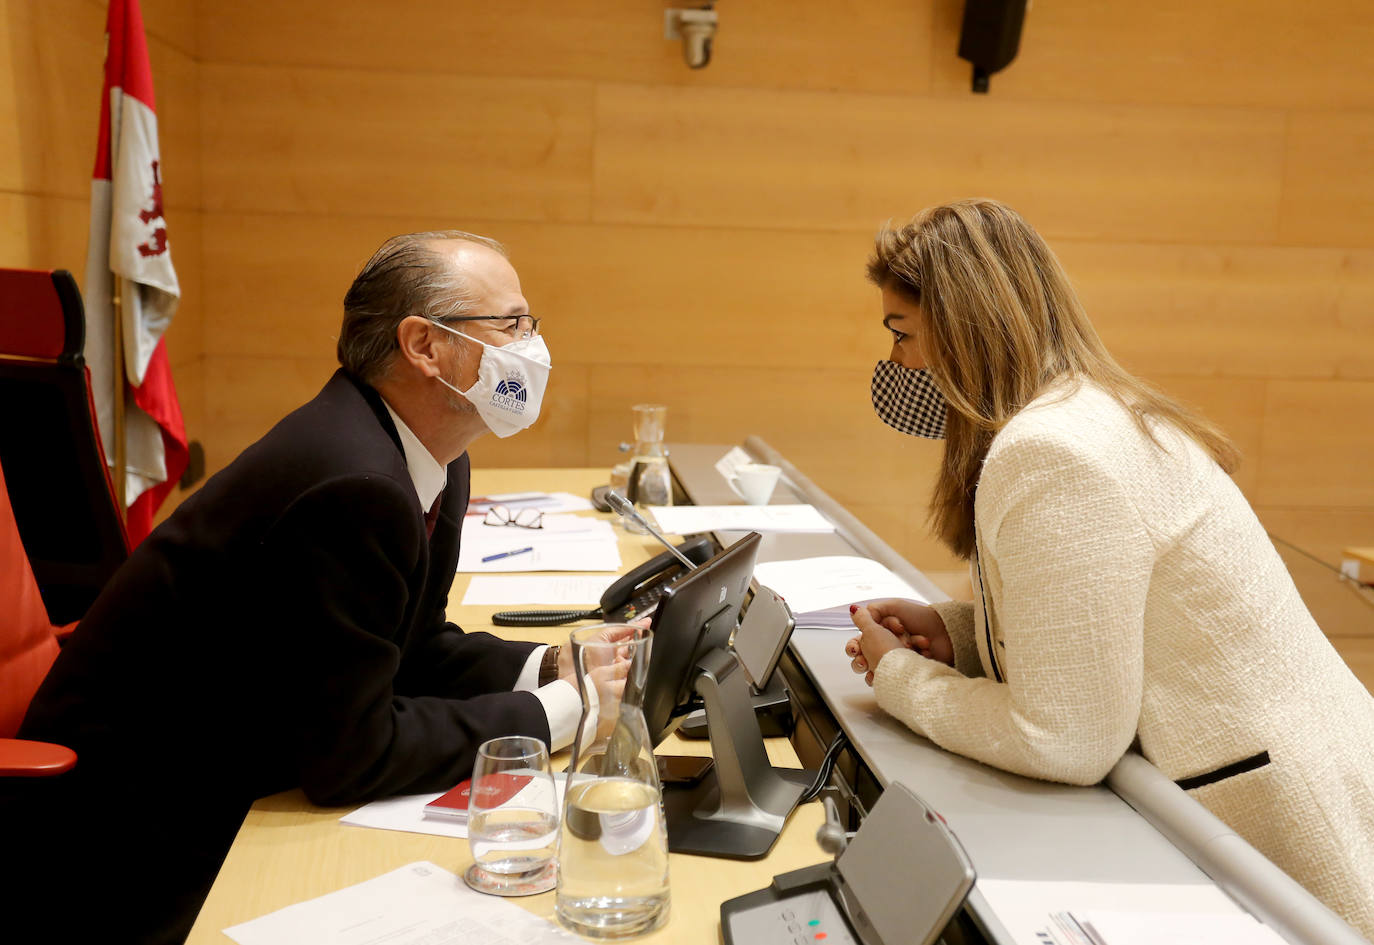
top-left (845, 199), bottom-right (1374, 935)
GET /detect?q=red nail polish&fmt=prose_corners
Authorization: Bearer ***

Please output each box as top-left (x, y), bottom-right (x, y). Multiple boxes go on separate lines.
top-left (849, 604), bottom-right (858, 614)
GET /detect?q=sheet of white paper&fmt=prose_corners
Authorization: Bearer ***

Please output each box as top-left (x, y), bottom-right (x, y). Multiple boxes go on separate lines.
top-left (340, 791), bottom-right (468, 838)
top-left (647, 504), bottom-right (835, 535)
top-left (224, 861), bottom-right (580, 945)
top-left (975, 879), bottom-right (1247, 945)
top-left (457, 515), bottom-right (621, 572)
top-left (461, 575), bottom-right (612, 606)
top-left (1070, 909), bottom-right (1287, 945)
top-left (468, 491), bottom-right (594, 514)
top-left (714, 446), bottom-right (754, 480)
top-left (754, 556), bottom-right (927, 614)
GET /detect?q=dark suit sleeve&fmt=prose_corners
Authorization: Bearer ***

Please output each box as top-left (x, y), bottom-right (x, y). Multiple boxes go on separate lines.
top-left (396, 461), bottom-right (540, 697)
top-left (396, 623), bottom-right (539, 698)
top-left (258, 475), bottom-right (549, 807)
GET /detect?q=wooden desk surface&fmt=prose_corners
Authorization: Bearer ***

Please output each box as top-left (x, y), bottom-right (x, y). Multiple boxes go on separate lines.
top-left (186, 468), bottom-right (825, 943)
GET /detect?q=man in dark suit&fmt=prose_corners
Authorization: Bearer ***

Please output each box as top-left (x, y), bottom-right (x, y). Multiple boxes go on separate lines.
top-left (8, 232), bottom-right (588, 943)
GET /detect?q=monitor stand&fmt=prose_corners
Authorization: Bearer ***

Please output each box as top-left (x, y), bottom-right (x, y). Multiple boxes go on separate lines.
top-left (662, 646), bottom-right (812, 860)
top-left (674, 673), bottom-right (795, 739)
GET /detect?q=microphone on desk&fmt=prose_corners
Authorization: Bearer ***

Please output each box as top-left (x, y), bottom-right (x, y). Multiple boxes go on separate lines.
top-left (605, 490), bottom-right (699, 570)
top-left (817, 796), bottom-right (856, 857)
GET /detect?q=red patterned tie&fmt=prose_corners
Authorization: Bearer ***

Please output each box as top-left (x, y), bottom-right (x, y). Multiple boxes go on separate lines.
top-left (424, 491), bottom-right (444, 539)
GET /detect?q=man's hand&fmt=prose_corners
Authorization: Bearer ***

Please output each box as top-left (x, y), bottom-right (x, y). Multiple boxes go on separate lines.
top-left (844, 599), bottom-right (952, 686)
top-left (557, 622), bottom-right (644, 685)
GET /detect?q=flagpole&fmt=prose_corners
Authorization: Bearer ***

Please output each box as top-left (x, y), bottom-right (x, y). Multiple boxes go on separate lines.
top-left (111, 272), bottom-right (127, 519)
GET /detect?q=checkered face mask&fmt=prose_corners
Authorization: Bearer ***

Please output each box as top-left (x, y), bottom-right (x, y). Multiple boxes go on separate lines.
top-left (870, 360), bottom-right (948, 439)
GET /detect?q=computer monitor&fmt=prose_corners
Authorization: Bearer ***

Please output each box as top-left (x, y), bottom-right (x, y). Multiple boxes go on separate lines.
top-left (644, 531), bottom-right (812, 860)
top-left (644, 531), bottom-right (761, 745)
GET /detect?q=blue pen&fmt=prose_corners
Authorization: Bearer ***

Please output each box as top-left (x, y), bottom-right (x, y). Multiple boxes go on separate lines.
top-left (481, 546), bottom-right (534, 563)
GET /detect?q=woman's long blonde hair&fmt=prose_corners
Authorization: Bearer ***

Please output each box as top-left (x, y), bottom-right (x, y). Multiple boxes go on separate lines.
top-left (867, 199), bottom-right (1239, 559)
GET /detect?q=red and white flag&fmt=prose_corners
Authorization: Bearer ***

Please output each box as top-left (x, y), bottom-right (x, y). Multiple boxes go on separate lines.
top-left (84, 0), bottom-right (187, 545)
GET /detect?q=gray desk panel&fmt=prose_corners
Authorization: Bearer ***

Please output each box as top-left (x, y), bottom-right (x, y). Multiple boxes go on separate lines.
top-left (789, 628), bottom-right (1207, 885)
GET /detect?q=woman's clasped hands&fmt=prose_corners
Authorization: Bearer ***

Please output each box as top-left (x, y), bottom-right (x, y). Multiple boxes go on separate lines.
top-left (845, 598), bottom-right (953, 686)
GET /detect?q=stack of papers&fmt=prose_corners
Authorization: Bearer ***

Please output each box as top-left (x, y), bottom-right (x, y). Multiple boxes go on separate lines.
top-left (754, 556), bottom-right (927, 620)
top-left (647, 504), bottom-right (835, 535)
top-left (456, 514), bottom-right (621, 573)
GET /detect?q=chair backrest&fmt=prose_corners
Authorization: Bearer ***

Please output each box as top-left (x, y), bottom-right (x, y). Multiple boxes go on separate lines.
top-left (0, 268), bottom-right (130, 625)
top-left (0, 452), bottom-right (62, 738)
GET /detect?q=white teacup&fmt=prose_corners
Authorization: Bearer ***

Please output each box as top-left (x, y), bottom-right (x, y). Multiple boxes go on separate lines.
top-left (728, 463), bottom-right (782, 506)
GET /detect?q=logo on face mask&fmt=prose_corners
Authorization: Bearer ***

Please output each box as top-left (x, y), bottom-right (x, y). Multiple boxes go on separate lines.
top-left (492, 371), bottom-right (528, 412)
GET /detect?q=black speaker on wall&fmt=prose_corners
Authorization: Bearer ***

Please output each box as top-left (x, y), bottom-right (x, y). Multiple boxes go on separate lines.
top-left (958, 0), bottom-right (1027, 93)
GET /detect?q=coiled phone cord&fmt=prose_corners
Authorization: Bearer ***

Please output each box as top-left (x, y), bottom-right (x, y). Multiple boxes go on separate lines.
top-left (491, 608), bottom-right (604, 627)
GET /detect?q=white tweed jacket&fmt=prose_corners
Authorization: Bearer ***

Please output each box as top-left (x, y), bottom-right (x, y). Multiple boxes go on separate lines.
top-left (872, 380), bottom-right (1374, 936)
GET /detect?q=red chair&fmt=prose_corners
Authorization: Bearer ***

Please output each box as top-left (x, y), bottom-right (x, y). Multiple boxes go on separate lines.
top-left (0, 267), bottom-right (130, 626)
top-left (0, 451), bottom-right (76, 777)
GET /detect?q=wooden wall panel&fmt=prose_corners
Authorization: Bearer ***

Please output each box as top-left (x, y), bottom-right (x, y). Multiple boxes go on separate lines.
top-left (1, 0), bottom-right (198, 207)
top-left (0, 192), bottom-right (90, 272)
top-left (1257, 381), bottom-right (1374, 507)
top-left (201, 356), bottom-right (337, 473)
top-left (1, 0), bottom-right (105, 198)
top-left (195, 0), bottom-right (932, 96)
top-left (200, 65), bottom-right (594, 221)
top-left (930, 0), bottom-right (1374, 110)
top-left (1141, 376), bottom-right (1268, 499)
top-left (180, 0), bottom-right (1374, 614)
top-left (151, 214), bottom-right (1374, 387)
top-left (1280, 110), bottom-right (1374, 249)
top-left (1057, 242), bottom-right (1374, 381)
top-left (1259, 508), bottom-right (1374, 575)
top-left (199, 212), bottom-right (375, 358)
top-left (202, 213), bottom-right (885, 369)
top-left (510, 225), bottom-right (881, 371)
top-left (593, 84), bottom-right (1286, 244)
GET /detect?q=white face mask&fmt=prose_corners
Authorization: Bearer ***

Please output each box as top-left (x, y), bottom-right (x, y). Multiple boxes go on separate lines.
top-left (431, 322), bottom-right (552, 438)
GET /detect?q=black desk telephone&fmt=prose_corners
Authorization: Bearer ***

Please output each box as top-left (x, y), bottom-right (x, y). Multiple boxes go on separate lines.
top-left (491, 535), bottom-right (716, 627)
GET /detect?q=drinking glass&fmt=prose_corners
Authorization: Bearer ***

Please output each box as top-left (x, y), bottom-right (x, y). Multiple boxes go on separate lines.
top-left (464, 735), bottom-right (559, 896)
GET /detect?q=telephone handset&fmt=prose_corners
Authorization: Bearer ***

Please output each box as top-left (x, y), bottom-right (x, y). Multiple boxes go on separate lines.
top-left (600, 534), bottom-right (714, 621)
top-left (491, 535), bottom-right (715, 627)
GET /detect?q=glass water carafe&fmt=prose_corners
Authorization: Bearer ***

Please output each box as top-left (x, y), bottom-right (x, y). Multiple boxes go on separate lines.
top-left (623, 404), bottom-right (672, 532)
top-left (556, 624), bottom-right (670, 939)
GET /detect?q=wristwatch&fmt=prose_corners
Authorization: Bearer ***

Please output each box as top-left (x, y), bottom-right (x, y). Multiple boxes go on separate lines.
top-left (538, 645), bottom-right (561, 687)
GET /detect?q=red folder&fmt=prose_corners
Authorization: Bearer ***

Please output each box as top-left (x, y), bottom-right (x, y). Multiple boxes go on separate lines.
top-left (422, 773), bottom-right (533, 822)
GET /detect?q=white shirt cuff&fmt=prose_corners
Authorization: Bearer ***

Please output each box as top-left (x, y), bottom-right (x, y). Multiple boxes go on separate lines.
top-left (532, 679), bottom-right (583, 751)
top-left (514, 645), bottom-right (547, 693)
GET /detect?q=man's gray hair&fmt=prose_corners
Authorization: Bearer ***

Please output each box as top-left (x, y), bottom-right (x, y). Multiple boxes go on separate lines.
top-left (337, 230), bottom-right (507, 381)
